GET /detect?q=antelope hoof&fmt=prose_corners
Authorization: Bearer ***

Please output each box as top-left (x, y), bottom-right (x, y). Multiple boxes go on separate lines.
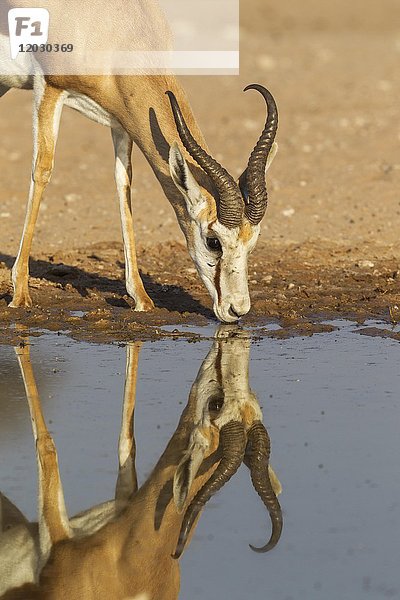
top-left (134, 296), bottom-right (155, 312)
top-left (9, 290), bottom-right (33, 308)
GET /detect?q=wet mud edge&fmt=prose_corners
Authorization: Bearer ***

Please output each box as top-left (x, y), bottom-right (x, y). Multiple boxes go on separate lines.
top-left (0, 240), bottom-right (399, 345)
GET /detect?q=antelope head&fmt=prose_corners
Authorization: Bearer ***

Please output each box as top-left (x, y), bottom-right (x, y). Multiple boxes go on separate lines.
top-left (172, 326), bottom-right (283, 558)
top-left (167, 85), bottom-right (278, 323)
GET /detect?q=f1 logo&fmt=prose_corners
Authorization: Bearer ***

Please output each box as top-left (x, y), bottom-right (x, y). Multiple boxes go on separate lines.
top-left (8, 8), bottom-right (50, 59)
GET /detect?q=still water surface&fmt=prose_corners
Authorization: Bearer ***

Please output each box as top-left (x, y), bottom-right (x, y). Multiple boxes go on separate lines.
top-left (0, 321), bottom-right (399, 599)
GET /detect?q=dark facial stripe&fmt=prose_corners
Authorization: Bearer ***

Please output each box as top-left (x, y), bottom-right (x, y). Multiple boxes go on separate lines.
top-left (214, 261), bottom-right (222, 303)
top-left (215, 345), bottom-right (223, 389)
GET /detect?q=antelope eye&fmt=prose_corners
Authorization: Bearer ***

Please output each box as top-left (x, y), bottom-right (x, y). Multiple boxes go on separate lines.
top-left (208, 395), bottom-right (224, 415)
top-left (206, 237), bottom-right (222, 252)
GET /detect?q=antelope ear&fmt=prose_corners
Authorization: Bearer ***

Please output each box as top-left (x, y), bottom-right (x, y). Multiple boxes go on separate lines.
top-left (169, 143), bottom-right (206, 218)
top-left (239, 142), bottom-right (278, 200)
top-left (173, 433), bottom-right (208, 512)
top-left (268, 464), bottom-right (282, 496)
top-left (265, 141), bottom-right (278, 172)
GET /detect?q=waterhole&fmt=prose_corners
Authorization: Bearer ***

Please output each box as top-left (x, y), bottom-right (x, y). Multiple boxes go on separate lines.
top-left (0, 320), bottom-right (399, 599)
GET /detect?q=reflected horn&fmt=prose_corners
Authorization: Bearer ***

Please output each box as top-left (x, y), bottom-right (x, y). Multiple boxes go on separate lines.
top-left (239, 85), bottom-right (278, 225)
top-left (166, 91), bottom-right (244, 229)
top-left (245, 421), bottom-right (283, 553)
top-left (173, 421), bottom-right (246, 559)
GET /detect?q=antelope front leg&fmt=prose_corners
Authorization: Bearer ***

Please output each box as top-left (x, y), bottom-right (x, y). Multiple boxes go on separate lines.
top-left (9, 82), bottom-right (66, 308)
top-left (111, 128), bottom-right (155, 311)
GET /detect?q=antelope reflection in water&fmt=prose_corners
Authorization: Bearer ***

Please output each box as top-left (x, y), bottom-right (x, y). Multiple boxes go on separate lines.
top-left (0, 327), bottom-right (282, 599)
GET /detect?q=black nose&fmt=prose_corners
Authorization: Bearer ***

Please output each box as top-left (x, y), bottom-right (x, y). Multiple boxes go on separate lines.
top-left (228, 306), bottom-right (242, 320)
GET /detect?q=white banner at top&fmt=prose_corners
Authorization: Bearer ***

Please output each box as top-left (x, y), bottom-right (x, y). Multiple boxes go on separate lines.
top-left (0, 0), bottom-right (239, 75)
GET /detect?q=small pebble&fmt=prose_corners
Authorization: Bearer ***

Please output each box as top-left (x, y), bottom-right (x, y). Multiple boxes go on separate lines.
top-left (64, 193), bottom-right (81, 202)
top-left (282, 208), bottom-right (295, 218)
top-left (357, 260), bottom-right (375, 269)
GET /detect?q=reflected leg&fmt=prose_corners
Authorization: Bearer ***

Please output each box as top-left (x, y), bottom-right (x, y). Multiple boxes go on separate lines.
top-left (115, 342), bottom-right (142, 506)
top-left (15, 343), bottom-right (71, 557)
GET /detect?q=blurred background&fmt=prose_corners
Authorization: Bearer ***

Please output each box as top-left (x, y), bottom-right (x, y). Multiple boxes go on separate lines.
top-left (0, 0), bottom-right (398, 262)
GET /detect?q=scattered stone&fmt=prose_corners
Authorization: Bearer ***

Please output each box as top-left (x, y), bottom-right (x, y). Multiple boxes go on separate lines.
top-left (357, 260), bottom-right (375, 269)
top-left (262, 275), bottom-right (273, 284)
top-left (64, 193), bottom-right (81, 203)
top-left (282, 208), bottom-right (295, 218)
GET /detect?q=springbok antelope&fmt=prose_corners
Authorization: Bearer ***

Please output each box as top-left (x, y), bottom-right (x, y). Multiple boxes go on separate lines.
top-left (0, 0), bottom-right (278, 323)
top-left (0, 328), bottom-right (282, 599)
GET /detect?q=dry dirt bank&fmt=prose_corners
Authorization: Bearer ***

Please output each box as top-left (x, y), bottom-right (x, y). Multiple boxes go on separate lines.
top-left (0, 0), bottom-right (399, 343)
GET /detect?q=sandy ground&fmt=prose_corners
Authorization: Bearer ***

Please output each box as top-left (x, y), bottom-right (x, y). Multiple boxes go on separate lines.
top-left (0, 0), bottom-right (399, 342)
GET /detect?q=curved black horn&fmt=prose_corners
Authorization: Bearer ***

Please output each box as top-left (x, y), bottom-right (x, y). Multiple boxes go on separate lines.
top-left (245, 421), bottom-right (283, 553)
top-left (166, 91), bottom-right (243, 229)
top-left (173, 421), bottom-right (246, 559)
top-left (240, 85), bottom-right (278, 226)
